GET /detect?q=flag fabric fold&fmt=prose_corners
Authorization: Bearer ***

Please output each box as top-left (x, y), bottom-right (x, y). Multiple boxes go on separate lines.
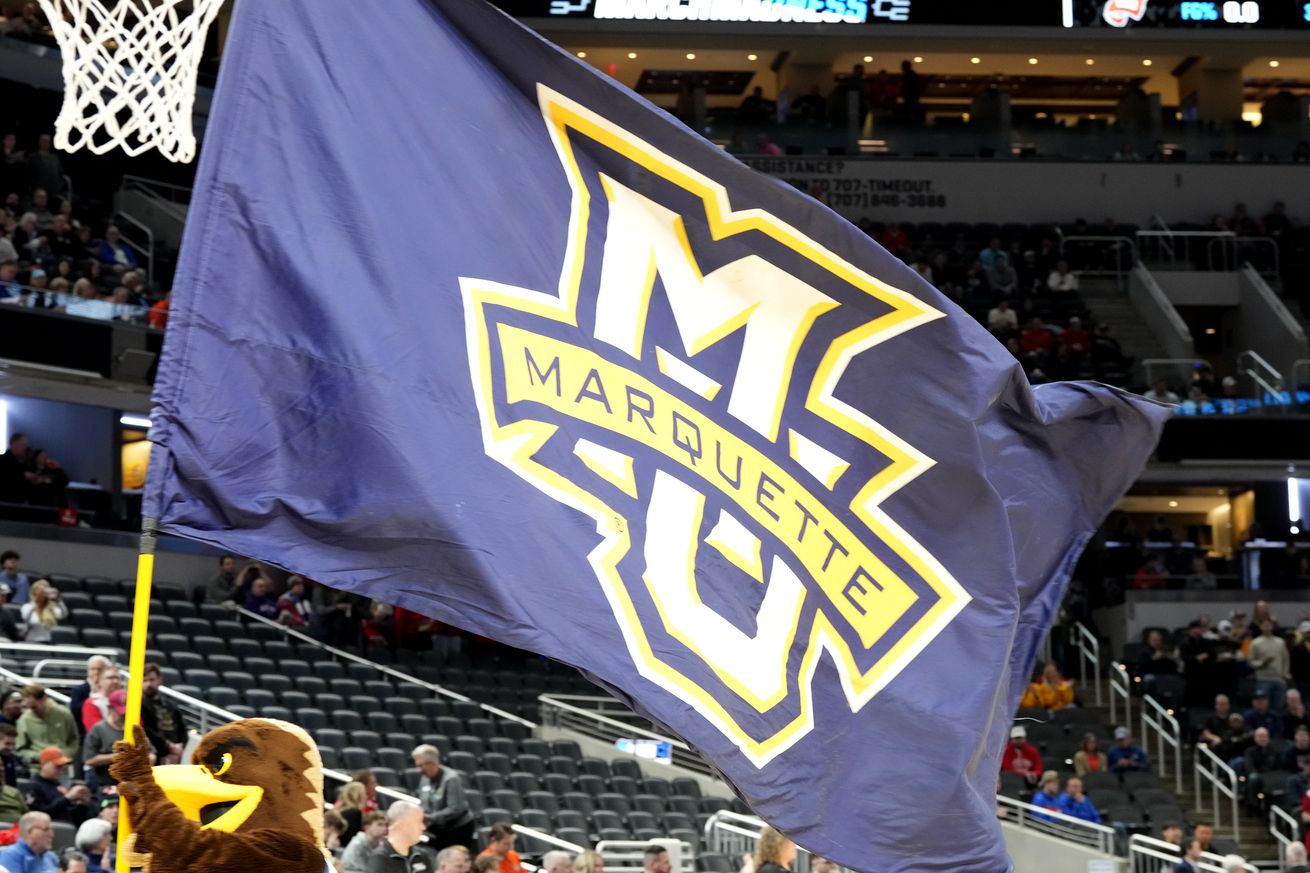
top-left (145, 1), bottom-right (1169, 869)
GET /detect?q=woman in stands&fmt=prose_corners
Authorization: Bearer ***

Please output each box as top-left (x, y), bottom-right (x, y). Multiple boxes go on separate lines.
top-left (1073, 733), bottom-right (1108, 777)
top-left (334, 780), bottom-right (369, 845)
top-left (20, 579), bottom-right (65, 643)
top-left (1019, 661), bottom-right (1075, 711)
top-left (753, 826), bottom-right (797, 873)
top-left (572, 851), bottom-right (603, 873)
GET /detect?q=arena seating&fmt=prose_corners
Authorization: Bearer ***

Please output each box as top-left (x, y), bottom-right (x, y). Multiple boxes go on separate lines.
top-left (9, 571), bottom-right (753, 854)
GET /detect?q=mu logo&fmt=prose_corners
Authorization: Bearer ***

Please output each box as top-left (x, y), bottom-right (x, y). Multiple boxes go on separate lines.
top-left (461, 85), bottom-right (969, 766)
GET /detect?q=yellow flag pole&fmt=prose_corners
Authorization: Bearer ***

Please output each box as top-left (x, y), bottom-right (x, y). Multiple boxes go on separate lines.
top-left (119, 517), bottom-right (157, 873)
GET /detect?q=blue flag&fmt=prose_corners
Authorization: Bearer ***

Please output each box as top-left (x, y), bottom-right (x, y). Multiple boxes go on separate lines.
top-left (145, 1), bottom-right (1168, 869)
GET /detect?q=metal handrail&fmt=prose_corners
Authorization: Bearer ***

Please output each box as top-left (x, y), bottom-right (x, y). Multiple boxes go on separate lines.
top-left (120, 174), bottom-right (193, 203)
top-left (1270, 803), bottom-right (1299, 859)
top-left (1127, 835), bottom-right (1257, 873)
top-left (597, 840), bottom-right (696, 873)
top-left (1207, 237), bottom-right (1280, 275)
top-left (514, 824), bottom-right (585, 854)
top-left (1072, 622), bottom-right (1102, 707)
top-left (1137, 229), bottom-right (1234, 272)
top-left (1058, 235), bottom-right (1138, 284)
top-left (1109, 661), bottom-right (1131, 727)
top-left (537, 694), bottom-right (710, 778)
top-left (1193, 743), bottom-right (1241, 838)
top-left (1139, 694), bottom-right (1182, 793)
top-left (1236, 349), bottom-right (1285, 397)
top-left (996, 794), bottom-right (1118, 855)
top-left (233, 605), bottom-right (535, 728)
top-left (703, 811), bottom-right (812, 873)
top-left (109, 209), bottom-right (156, 279)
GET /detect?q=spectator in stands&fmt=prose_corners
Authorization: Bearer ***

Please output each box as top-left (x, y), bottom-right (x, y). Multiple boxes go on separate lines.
top-left (1182, 618), bottom-right (1222, 706)
top-left (79, 668), bottom-right (120, 734)
top-left (571, 851), bottom-right (603, 873)
top-left (20, 581), bottom-right (64, 644)
top-left (738, 87), bottom-right (774, 126)
top-left (1284, 724), bottom-right (1310, 769)
top-left (1000, 725), bottom-right (1042, 787)
top-left (1132, 555), bottom-right (1166, 590)
top-left (477, 822), bottom-right (523, 873)
top-left (1173, 840), bottom-right (1203, 873)
top-left (204, 554), bottom-right (239, 604)
top-left (0, 260), bottom-right (20, 300)
top-left (1250, 619), bottom-right (1292, 710)
top-left (29, 746), bottom-right (90, 825)
top-left (0, 552), bottom-right (28, 606)
top-left (1073, 733), bottom-right (1108, 777)
top-left (1030, 770), bottom-right (1061, 812)
top-left (16, 686), bottom-right (77, 768)
top-left (753, 826), bottom-right (795, 873)
top-left (1192, 823), bottom-right (1216, 855)
top-left (61, 852), bottom-right (89, 873)
top-left (323, 810), bottom-right (346, 859)
top-left (0, 691), bottom-right (23, 729)
top-left (352, 770), bottom-right (380, 814)
top-left (73, 818), bottom-right (111, 873)
top-left (0, 584), bottom-right (21, 642)
top-left (876, 223), bottom-right (909, 259)
top-left (1287, 690), bottom-right (1310, 738)
top-left (1285, 841), bottom-right (1308, 873)
top-left (0, 724), bottom-right (19, 787)
top-left (472, 859), bottom-right (497, 873)
top-left (1220, 855), bottom-right (1246, 873)
top-left (96, 226), bottom-right (136, 271)
top-left (1060, 317), bottom-right (1090, 361)
top-left (66, 658), bottom-right (109, 741)
top-left (642, 846), bottom-right (671, 873)
top-left (437, 846), bottom-right (471, 873)
top-left (1019, 317), bottom-right (1053, 361)
top-left (1246, 689), bottom-right (1283, 738)
top-left (1282, 752), bottom-right (1310, 805)
top-left (82, 690), bottom-right (125, 795)
top-left (343, 812), bottom-right (388, 873)
top-left (986, 252), bottom-right (1018, 298)
top-left (0, 812), bottom-right (59, 873)
top-left (1185, 557), bottom-right (1217, 590)
top-left (412, 744), bottom-right (474, 851)
top-left (1019, 661), bottom-right (1074, 710)
top-left (25, 450), bottom-right (67, 508)
top-left (1159, 822), bottom-right (1183, 852)
top-left (1055, 777), bottom-right (1100, 824)
top-left (1109, 726), bottom-right (1147, 772)
top-left (979, 237), bottom-right (1003, 272)
top-left (276, 577), bottom-right (313, 628)
top-left (789, 86), bottom-right (826, 124)
top-left (334, 781), bottom-right (369, 843)
top-left (366, 801), bottom-right (433, 873)
top-left (1241, 726), bottom-right (1280, 809)
top-left (139, 664), bottom-right (184, 764)
top-left (1046, 260), bottom-right (1079, 295)
top-left (1198, 694), bottom-right (1232, 749)
top-left (1218, 713), bottom-right (1252, 765)
top-left (243, 575), bottom-right (279, 621)
top-left (986, 299), bottom-right (1018, 336)
top-left (541, 853), bottom-right (572, 873)
top-left (1137, 629), bottom-right (1182, 684)
top-left (28, 136), bottom-right (61, 199)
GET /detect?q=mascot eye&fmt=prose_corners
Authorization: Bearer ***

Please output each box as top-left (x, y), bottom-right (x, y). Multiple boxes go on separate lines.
top-left (210, 752), bottom-right (233, 777)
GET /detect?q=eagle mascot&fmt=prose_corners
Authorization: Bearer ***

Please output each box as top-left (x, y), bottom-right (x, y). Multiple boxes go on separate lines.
top-left (110, 719), bottom-right (330, 873)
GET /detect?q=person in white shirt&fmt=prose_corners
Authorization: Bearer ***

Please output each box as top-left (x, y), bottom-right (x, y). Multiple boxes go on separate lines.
top-left (987, 300), bottom-right (1018, 334)
top-left (1144, 379), bottom-right (1180, 405)
top-left (342, 811), bottom-right (387, 873)
top-left (1047, 259), bottom-right (1079, 294)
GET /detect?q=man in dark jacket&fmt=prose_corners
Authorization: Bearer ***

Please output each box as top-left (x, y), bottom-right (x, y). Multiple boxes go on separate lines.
top-left (29, 746), bottom-right (94, 824)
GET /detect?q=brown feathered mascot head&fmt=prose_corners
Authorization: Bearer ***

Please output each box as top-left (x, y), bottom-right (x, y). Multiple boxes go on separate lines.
top-left (111, 719), bottom-right (329, 873)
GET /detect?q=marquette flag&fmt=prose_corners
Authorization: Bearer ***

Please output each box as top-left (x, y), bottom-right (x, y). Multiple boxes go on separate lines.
top-left (144, 0), bottom-right (1169, 869)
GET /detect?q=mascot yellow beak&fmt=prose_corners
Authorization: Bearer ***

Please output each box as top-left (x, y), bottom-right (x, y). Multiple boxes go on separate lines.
top-left (149, 764), bottom-right (264, 832)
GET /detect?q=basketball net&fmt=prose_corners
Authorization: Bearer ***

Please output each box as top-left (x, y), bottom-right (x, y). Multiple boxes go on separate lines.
top-left (35, 0), bottom-right (226, 162)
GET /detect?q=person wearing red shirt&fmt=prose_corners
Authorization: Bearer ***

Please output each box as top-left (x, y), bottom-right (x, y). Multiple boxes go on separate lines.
top-left (876, 223), bottom-right (910, 258)
top-left (1001, 725), bottom-right (1043, 787)
top-left (1019, 318), bottom-right (1054, 355)
top-left (81, 669), bottom-right (121, 733)
top-left (477, 822), bottom-right (525, 873)
top-left (1133, 556), bottom-right (1167, 589)
top-left (1061, 316), bottom-right (1090, 360)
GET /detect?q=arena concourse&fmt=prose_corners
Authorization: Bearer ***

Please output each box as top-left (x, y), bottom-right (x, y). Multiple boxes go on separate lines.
top-left (0, 0), bottom-right (1307, 871)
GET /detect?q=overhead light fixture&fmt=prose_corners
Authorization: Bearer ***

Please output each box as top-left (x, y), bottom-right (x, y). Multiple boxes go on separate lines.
top-left (1142, 58), bottom-right (1153, 66)
top-left (1085, 58), bottom-right (1095, 66)
top-left (863, 55), bottom-right (873, 63)
top-left (685, 52), bottom-right (696, 60)
top-left (913, 56), bottom-right (923, 63)
top-left (1168, 500), bottom-right (1179, 508)
top-left (576, 51), bottom-right (587, 58)
top-left (1204, 327), bottom-right (1217, 335)
top-left (120, 415), bottom-right (152, 429)
top-left (1290, 477), bottom-right (1303, 524)
top-left (970, 57), bottom-right (981, 64)
top-left (627, 51), bottom-right (637, 59)
top-left (747, 53), bottom-right (757, 61)
top-left (1269, 59), bottom-right (1280, 68)
top-left (1028, 57), bottom-right (1038, 65)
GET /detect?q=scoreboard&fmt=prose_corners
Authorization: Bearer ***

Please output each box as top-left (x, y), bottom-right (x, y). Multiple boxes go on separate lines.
top-left (495, 0), bottom-right (1310, 28)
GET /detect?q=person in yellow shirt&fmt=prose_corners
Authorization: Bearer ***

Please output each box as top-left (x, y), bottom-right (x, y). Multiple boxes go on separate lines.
top-left (1020, 661), bottom-right (1076, 710)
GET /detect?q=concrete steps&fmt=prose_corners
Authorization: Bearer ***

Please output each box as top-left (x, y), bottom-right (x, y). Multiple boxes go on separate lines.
top-left (1077, 277), bottom-right (1163, 386)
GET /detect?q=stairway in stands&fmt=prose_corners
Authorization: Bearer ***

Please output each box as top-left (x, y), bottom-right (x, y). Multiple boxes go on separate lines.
top-left (1078, 276), bottom-right (1166, 388)
top-left (1079, 679), bottom-right (1282, 863)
